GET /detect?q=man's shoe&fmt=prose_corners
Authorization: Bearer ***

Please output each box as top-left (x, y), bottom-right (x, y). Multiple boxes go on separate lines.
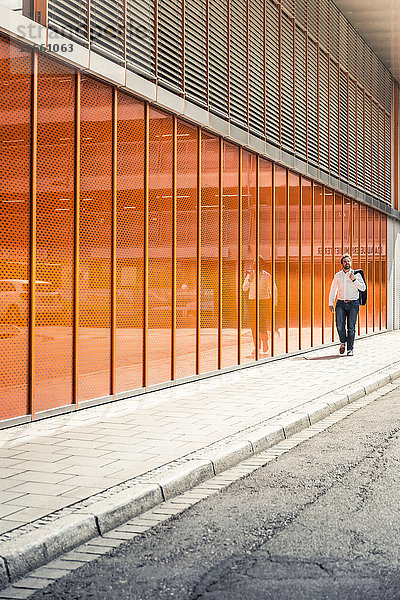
top-left (339, 343), bottom-right (345, 354)
top-left (347, 350), bottom-right (353, 356)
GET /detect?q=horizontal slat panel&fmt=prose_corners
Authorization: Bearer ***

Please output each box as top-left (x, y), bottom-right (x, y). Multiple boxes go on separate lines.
top-left (126, 0), bottom-right (155, 77)
top-left (209, 0), bottom-right (229, 117)
top-left (266, 0), bottom-right (280, 144)
top-left (339, 69), bottom-right (348, 182)
top-left (371, 101), bottom-right (379, 198)
top-left (329, 2), bottom-right (339, 62)
top-left (378, 107), bottom-right (385, 202)
top-left (307, 40), bottom-right (318, 165)
top-left (157, 0), bottom-right (183, 91)
top-left (348, 79), bottom-right (356, 187)
top-left (319, 50), bottom-right (329, 171)
top-left (294, 25), bottom-right (306, 159)
top-left (90, 0), bottom-right (125, 58)
top-left (384, 114), bottom-right (391, 203)
top-left (281, 14), bottom-right (293, 151)
top-left (248, 0), bottom-right (265, 136)
top-left (364, 95), bottom-right (372, 194)
top-left (185, 0), bottom-right (207, 105)
top-left (356, 86), bottom-right (364, 190)
top-left (230, 0), bottom-right (248, 128)
top-left (48, 0), bottom-right (88, 40)
top-left (329, 59), bottom-right (339, 177)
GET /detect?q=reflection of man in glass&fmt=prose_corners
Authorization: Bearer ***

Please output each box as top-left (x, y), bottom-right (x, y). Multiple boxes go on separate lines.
top-left (329, 253), bottom-right (366, 356)
top-left (243, 256), bottom-right (274, 355)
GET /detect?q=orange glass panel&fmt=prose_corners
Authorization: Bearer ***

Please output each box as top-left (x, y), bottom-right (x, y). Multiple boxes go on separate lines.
top-left (367, 207), bottom-right (374, 331)
top-left (78, 76), bottom-right (113, 402)
top-left (332, 193), bottom-right (342, 342)
top-left (200, 131), bottom-right (219, 374)
top-left (313, 184), bottom-right (323, 346)
top-left (324, 191), bottom-right (334, 343)
top-left (176, 119), bottom-right (197, 380)
top-left (34, 55), bottom-right (75, 413)
top-left (116, 92), bottom-right (144, 393)
top-left (343, 198), bottom-right (351, 256)
top-left (0, 37), bottom-right (31, 419)
top-left (221, 142), bottom-right (239, 368)
top-left (259, 158), bottom-right (273, 356)
top-left (374, 211), bottom-right (381, 331)
top-left (241, 150), bottom-right (257, 363)
top-left (301, 178), bottom-right (312, 349)
top-left (288, 172), bottom-right (300, 353)
top-left (381, 215), bottom-right (387, 329)
top-left (351, 201), bottom-right (363, 336)
top-left (148, 108), bottom-right (173, 386)
top-left (274, 166), bottom-right (287, 355)
top-left (359, 204), bottom-right (367, 334)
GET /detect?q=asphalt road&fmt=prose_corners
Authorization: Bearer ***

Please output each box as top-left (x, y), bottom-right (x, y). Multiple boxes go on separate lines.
top-left (32, 386), bottom-right (400, 600)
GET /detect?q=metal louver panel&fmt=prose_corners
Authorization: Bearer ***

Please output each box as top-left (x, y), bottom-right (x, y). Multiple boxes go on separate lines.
top-left (281, 13), bottom-right (294, 151)
top-left (378, 107), bottom-right (385, 202)
top-left (364, 95), bottom-right (372, 194)
top-left (294, 25), bottom-right (306, 159)
top-left (356, 86), bottom-right (364, 190)
top-left (384, 71), bottom-right (392, 114)
top-left (339, 69), bottom-right (348, 182)
top-left (295, 0), bottom-right (307, 29)
top-left (48, 0), bottom-right (88, 41)
top-left (379, 62), bottom-right (386, 108)
top-left (307, 0), bottom-right (318, 41)
top-left (230, 0), bottom-right (248, 129)
top-left (318, 50), bottom-right (329, 172)
top-left (329, 59), bottom-right (339, 177)
top-left (157, 0), bottom-right (183, 92)
top-left (248, 0), bottom-right (265, 137)
top-left (372, 55), bottom-right (380, 102)
top-left (357, 36), bottom-right (365, 87)
top-left (371, 102), bottom-right (379, 198)
top-left (319, 0), bottom-right (329, 53)
top-left (126, 0), bottom-right (155, 77)
top-left (339, 12), bottom-right (348, 72)
top-left (90, 0), bottom-right (124, 59)
top-left (265, 0), bottom-right (280, 144)
top-left (329, 2), bottom-right (339, 62)
top-left (281, 0), bottom-right (294, 17)
top-left (307, 39), bottom-right (318, 166)
top-left (384, 113), bottom-right (391, 204)
top-left (348, 79), bottom-right (356, 187)
top-left (209, 0), bottom-right (229, 117)
top-left (348, 26), bottom-right (357, 81)
top-left (185, 0), bottom-right (207, 106)
top-left (365, 45), bottom-right (373, 98)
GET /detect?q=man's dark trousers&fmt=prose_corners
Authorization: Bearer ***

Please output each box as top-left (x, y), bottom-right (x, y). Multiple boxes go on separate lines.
top-left (335, 299), bottom-right (360, 351)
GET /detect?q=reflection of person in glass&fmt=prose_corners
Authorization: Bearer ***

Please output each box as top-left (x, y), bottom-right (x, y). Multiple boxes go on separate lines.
top-left (242, 256), bottom-right (273, 355)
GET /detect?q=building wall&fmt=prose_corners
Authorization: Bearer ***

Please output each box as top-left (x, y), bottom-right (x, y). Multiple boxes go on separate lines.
top-left (0, 33), bottom-right (388, 425)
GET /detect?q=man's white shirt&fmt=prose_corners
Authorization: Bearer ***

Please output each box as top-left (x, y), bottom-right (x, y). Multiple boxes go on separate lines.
top-left (329, 270), bottom-right (366, 305)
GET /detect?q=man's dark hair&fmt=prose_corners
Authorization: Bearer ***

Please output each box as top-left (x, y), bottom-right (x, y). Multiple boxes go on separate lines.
top-left (340, 253), bottom-right (351, 265)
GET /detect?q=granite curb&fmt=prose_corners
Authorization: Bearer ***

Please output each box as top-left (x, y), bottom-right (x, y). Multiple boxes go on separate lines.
top-left (0, 361), bottom-right (399, 588)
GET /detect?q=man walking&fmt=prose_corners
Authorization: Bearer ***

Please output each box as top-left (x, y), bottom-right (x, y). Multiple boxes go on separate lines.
top-left (329, 254), bottom-right (366, 356)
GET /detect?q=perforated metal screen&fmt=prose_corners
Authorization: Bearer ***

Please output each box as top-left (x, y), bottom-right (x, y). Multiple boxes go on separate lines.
top-left (0, 37), bottom-right (31, 420)
top-left (35, 54), bottom-right (75, 413)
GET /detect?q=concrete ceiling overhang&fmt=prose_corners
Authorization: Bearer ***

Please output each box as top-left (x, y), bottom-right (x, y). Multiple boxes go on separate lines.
top-left (335, 0), bottom-right (400, 83)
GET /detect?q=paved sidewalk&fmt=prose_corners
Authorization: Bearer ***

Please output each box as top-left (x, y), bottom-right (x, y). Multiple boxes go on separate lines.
top-left (0, 330), bottom-right (400, 588)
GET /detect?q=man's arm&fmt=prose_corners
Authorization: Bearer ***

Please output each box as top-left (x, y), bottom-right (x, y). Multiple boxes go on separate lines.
top-left (328, 274), bottom-right (338, 310)
top-left (351, 272), bottom-right (366, 291)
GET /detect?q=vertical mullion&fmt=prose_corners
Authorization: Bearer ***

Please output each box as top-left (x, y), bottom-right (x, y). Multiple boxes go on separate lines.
top-left (271, 163), bottom-right (276, 356)
top-left (143, 104), bottom-right (149, 388)
top-left (218, 137), bottom-right (223, 369)
top-left (379, 213), bottom-right (382, 330)
top-left (30, 50), bottom-right (38, 420)
top-left (171, 115), bottom-right (177, 380)
top-left (299, 176), bottom-right (303, 350)
top-left (238, 146), bottom-right (242, 365)
top-left (255, 155), bottom-right (260, 361)
top-left (196, 128), bottom-right (201, 374)
top-left (331, 192), bottom-right (335, 342)
top-left (285, 169), bottom-right (289, 353)
top-left (357, 202), bottom-right (361, 336)
top-left (310, 180), bottom-right (314, 347)
top-left (74, 70), bottom-right (81, 407)
top-left (111, 87), bottom-right (117, 396)
top-left (321, 186), bottom-right (325, 344)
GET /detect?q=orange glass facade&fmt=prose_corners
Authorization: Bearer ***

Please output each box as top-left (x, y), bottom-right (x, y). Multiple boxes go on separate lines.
top-left (0, 36), bottom-right (389, 424)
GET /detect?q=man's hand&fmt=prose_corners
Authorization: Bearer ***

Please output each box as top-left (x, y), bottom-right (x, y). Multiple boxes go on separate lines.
top-left (349, 272), bottom-right (356, 281)
top-left (329, 305), bottom-right (334, 313)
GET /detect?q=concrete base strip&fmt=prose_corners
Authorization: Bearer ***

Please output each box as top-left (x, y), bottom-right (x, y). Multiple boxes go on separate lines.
top-left (0, 364), bottom-right (399, 589)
